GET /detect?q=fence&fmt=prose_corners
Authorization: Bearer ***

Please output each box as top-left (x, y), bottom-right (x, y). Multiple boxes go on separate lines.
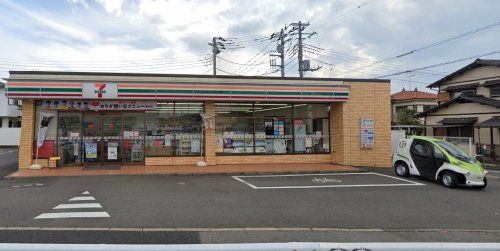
top-left (430, 136), bottom-right (474, 155)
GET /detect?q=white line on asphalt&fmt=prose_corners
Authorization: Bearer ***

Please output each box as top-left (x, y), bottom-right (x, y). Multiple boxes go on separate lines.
top-left (233, 172), bottom-right (372, 178)
top-left (35, 212), bottom-right (110, 219)
top-left (82, 191), bottom-right (90, 195)
top-left (231, 176), bottom-right (259, 189)
top-left (69, 196), bottom-right (95, 201)
top-left (53, 203), bottom-right (102, 209)
top-left (368, 172), bottom-right (425, 185)
top-left (232, 172), bottom-right (425, 189)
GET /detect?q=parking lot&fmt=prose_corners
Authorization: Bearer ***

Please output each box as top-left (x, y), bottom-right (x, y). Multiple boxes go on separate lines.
top-left (232, 172), bottom-right (424, 189)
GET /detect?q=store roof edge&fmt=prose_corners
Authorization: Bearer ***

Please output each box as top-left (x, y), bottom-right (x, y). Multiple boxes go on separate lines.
top-left (7, 70), bottom-right (390, 83)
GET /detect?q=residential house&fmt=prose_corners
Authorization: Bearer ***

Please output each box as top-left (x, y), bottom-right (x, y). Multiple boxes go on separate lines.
top-left (420, 59), bottom-right (500, 158)
top-left (391, 87), bottom-right (437, 125)
top-left (0, 82), bottom-right (22, 146)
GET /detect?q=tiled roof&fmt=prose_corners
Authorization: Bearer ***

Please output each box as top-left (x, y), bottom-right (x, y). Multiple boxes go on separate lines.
top-left (391, 89), bottom-right (437, 101)
top-left (427, 58), bottom-right (500, 88)
top-left (419, 95), bottom-right (500, 116)
top-left (476, 116), bottom-right (500, 127)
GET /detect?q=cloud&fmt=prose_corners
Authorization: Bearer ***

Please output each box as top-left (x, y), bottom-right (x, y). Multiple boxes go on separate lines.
top-left (0, 0), bottom-right (499, 93)
top-left (95, 0), bottom-right (125, 16)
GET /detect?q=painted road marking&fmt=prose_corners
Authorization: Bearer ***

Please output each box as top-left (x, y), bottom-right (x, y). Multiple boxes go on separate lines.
top-left (34, 212), bottom-right (110, 219)
top-left (53, 203), bottom-right (102, 209)
top-left (35, 191), bottom-right (110, 220)
top-left (69, 196), bottom-right (95, 201)
top-left (232, 172), bottom-right (425, 189)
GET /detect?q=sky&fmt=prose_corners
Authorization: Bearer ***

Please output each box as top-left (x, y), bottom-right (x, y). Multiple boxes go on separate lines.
top-left (0, 0), bottom-right (499, 93)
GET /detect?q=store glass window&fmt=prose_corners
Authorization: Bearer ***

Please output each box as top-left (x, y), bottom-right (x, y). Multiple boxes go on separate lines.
top-left (293, 104), bottom-right (330, 154)
top-left (215, 103), bottom-right (330, 155)
top-left (254, 103), bottom-right (293, 154)
top-left (57, 112), bottom-right (82, 165)
top-left (145, 103), bottom-right (175, 157)
top-left (216, 103), bottom-right (254, 154)
top-left (174, 103), bottom-right (204, 156)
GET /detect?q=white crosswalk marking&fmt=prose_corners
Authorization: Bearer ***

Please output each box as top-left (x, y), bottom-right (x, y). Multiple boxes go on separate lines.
top-left (53, 203), bottom-right (102, 209)
top-left (35, 191), bottom-right (110, 220)
top-left (69, 196), bottom-right (95, 201)
top-left (35, 212), bottom-right (110, 219)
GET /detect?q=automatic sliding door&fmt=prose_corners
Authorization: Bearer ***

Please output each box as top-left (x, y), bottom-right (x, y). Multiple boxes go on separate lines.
top-left (82, 114), bottom-right (101, 164)
top-left (102, 113), bottom-right (122, 164)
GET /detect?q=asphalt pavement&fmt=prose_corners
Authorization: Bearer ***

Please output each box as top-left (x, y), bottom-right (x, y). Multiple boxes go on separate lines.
top-left (0, 154), bottom-right (499, 243)
top-left (0, 148), bottom-right (18, 178)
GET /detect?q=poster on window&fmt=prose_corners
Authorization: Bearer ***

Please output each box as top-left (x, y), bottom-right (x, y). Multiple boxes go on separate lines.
top-left (107, 142), bottom-right (118, 160)
top-left (294, 119), bottom-right (306, 152)
top-left (360, 118), bottom-right (375, 148)
top-left (191, 139), bottom-right (201, 153)
top-left (85, 141), bottom-right (97, 159)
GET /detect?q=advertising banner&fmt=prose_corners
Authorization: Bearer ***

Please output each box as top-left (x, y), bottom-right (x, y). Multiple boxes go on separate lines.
top-left (361, 118), bottom-right (375, 148)
top-left (39, 100), bottom-right (156, 111)
top-left (36, 112), bottom-right (55, 148)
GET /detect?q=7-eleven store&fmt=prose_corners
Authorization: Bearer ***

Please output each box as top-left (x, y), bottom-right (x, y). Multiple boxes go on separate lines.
top-left (5, 71), bottom-right (392, 171)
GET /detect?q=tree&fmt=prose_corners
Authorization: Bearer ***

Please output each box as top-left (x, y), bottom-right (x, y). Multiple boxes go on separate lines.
top-left (396, 108), bottom-right (423, 135)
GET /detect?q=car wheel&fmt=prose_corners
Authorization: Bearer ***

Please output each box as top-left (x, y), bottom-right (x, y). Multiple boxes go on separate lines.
top-left (441, 171), bottom-right (458, 188)
top-left (394, 162), bottom-right (409, 177)
top-left (474, 177), bottom-right (487, 190)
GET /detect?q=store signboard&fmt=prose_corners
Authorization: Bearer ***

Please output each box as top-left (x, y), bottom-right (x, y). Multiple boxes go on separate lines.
top-left (39, 100), bottom-right (156, 111)
top-left (83, 83), bottom-right (118, 99)
top-left (360, 118), bottom-right (374, 148)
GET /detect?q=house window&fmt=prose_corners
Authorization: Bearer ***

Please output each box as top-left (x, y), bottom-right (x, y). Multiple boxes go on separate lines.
top-left (423, 105), bottom-right (436, 111)
top-left (490, 87), bottom-right (500, 97)
top-left (451, 90), bottom-right (475, 98)
top-left (8, 117), bottom-right (21, 128)
top-left (447, 126), bottom-right (473, 138)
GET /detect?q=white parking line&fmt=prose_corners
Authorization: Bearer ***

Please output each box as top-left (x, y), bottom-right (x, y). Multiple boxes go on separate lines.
top-left (53, 203), bottom-right (102, 209)
top-left (34, 212), bottom-right (110, 219)
top-left (69, 196), bottom-right (95, 201)
top-left (232, 172), bottom-right (425, 190)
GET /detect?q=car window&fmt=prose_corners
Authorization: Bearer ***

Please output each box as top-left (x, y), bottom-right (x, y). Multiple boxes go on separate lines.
top-left (412, 140), bottom-right (431, 157)
top-left (433, 145), bottom-right (445, 159)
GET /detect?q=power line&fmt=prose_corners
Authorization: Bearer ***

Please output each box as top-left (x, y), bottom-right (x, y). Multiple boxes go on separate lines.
top-left (342, 19), bottom-right (500, 75)
top-left (376, 49), bottom-right (500, 78)
top-left (216, 56), bottom-right (267, 66)
top-left (314, 0), bottom-right (374, 29)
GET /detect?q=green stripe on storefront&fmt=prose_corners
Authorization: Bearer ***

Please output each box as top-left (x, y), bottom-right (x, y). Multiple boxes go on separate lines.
top-left (230, 90), bottom-right (267, 95)
top-left (156, 89), bottom-right (192, 94)
top-left (6, 87), bottom-right (41, 92)
top-left (301, 92), bottom-right (334, 96)
top-left (333, 92), bottom-right (349, 96)
top-left (194, 90), bottom-right (231, 95)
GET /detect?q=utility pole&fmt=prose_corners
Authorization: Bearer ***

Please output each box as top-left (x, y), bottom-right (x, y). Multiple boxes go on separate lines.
top-left (209, 37), bottom-right (221, 75)
top-left (279, 29), bottom-right (285, 77)
top-left (291, 21), bottom-right (309, 78)
top-left (270, 28), bottom-right (286, 77)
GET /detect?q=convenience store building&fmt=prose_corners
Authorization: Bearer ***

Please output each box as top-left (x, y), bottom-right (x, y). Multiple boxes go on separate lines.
top-left (5, 71), bottom-right (392, 170)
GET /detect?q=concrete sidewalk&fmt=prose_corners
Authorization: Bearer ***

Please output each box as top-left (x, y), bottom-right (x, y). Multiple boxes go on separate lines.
top-left (5, 163), bottom-right (361, 179)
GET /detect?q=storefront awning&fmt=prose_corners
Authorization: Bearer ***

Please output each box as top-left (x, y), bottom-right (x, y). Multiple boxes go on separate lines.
top-left (476, 117), bottom-right (500, 128)
top-left (437, 117), bottom-right (477, 125)
top-left (5, 81), bottom-right (349, 102)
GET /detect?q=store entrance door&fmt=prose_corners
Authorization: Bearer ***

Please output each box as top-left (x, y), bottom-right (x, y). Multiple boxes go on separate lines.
top-left (82, 113), bottom-right (122, 166)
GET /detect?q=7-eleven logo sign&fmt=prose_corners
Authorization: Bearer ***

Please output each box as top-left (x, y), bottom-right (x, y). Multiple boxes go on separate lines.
top-left (83, 82), bottom-right (117, 99)
top-left (94, 83), bottom-right (107, 98)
